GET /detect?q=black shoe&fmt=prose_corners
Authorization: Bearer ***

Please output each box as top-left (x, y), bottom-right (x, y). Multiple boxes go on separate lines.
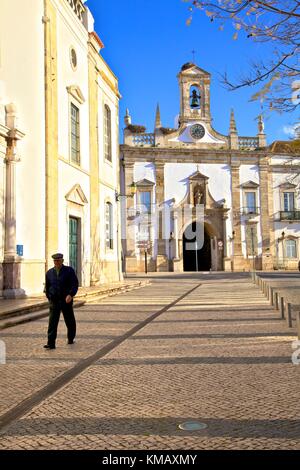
top-left (67, 340), bottom-right (75, 344)
top-left (44, 344), bottom-right (55, 349)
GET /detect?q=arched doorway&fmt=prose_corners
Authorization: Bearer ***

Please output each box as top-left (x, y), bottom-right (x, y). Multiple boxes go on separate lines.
top-left (183, 222), bottom-right (211, 271)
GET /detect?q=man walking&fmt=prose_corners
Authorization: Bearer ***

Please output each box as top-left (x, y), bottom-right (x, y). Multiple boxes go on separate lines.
top-left (44, 253), bottom-right (79, 349)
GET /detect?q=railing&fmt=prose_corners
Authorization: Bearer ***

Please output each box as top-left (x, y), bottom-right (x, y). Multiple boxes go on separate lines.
top-left (238, 136), bottom-right (259, 150)
top-left (66, 0), bottom-right (85, 23)
top-left (127, 204), bottom-right (154, 220)
top-left (242, 207), bottom-right (260, 216)
top-left (277, 210), bottom-right (300, 221)
top-left (132, 133), bottom-right (155, 146)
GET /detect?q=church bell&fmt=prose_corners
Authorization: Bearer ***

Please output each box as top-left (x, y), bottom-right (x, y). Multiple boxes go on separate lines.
top-left (190, 89), bottom-right (200, 108)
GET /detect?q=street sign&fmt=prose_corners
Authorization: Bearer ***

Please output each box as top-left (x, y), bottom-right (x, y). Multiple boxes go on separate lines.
top-left (137, 240), bottom-right (152, 252)
top-left (217, 240), bottom-right (223, 250)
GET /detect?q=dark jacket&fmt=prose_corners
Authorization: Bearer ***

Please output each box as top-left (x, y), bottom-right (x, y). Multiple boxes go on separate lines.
top-left (45, 265), bottom-right (79, 302)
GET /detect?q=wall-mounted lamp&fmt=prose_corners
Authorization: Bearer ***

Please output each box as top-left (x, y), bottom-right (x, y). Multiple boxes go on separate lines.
top-left (115, 182), bottom-right (137, 201)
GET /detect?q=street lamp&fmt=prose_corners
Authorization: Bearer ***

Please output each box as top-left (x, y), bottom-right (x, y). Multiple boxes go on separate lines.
top-left (228, 231), bottom-right (235, 272)
top-left (115, 182), bottom-right (137, 201)
top-left (250, 226), bottom-right (255, 272)
top-left (281, 231), bottom-right (285, 270)
top-left (169, 232), bottom-right (174, 271)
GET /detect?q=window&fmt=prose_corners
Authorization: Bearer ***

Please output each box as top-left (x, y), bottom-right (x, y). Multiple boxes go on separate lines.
top-left (70, 48), bottom-right (77, 70)
top-left (105, 202), bottom-right (113, 249)
top-left (283, 192), bottom-right (295, 211)
top-left (138, 191), bottom-right (151, 213)
top-left (70, 103), bottom-right (80, 164)
top-left (245, 192), bottom-right (256, 213)
top-left (104, 105), bottom-right (112, 162)
top-left (285, 239), bottom-right (297, 258)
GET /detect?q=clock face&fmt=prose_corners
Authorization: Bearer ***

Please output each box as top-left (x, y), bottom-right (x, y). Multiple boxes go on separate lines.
top-left (190, 124), bottom-right (205, 140)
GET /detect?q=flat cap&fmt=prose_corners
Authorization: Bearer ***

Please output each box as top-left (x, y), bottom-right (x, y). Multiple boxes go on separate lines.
top-left (52, 253), bottom-right (64, 260)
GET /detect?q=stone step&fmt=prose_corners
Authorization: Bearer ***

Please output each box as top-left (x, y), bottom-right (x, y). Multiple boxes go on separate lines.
top-left (0, 281), bottom-right (149, 330)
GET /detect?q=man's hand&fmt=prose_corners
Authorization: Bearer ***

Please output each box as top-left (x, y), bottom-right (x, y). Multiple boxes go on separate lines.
top-left (66, 295), bottom-right (73, 304)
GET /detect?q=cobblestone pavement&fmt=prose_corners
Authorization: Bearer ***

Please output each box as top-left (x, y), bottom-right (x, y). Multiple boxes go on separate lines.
top-left (0, 273), bottom-right (299, 450)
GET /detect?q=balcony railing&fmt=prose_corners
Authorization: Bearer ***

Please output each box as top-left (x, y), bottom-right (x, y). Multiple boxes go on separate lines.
top-left (277, 210), bottom-right (300, 221)
top-left (127, 204), bottom-right (154, 220)
top-left (238, 136), bottom-right (259, 150)
top-left (242, 207), bottom-right (260, 216)
top-left (66, 0), bottom-right (85, 23)
top-left (132, 133), bottom-right (155, 146)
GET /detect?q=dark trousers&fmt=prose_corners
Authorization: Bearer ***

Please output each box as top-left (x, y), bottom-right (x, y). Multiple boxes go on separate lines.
top-left (47, 300), bottom-right (76, 346)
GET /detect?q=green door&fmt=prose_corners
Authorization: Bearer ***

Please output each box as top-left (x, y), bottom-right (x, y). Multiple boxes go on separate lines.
top-left (69, 217), bottom-right (79, 276)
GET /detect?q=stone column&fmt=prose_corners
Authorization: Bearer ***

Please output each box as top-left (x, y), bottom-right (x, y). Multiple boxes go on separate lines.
top-left (123, 162), bottom-right (137, 272)
top-left (268, 168), bottom-right (276, 264)
top-left (3, 105), bottom-right (25, 298)
top-left (231, 162), bottom-right (245, 270)
top-left (259, 157), bottom-right (274, 269)
top-left (155, 162), bottom-right (168, 271)
top-left (88, 54), bottom-right (101, 285)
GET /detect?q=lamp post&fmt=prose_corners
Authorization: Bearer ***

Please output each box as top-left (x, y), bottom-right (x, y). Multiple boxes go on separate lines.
top-left (169, 232), bottom-right (174, 271)
top-left (195, 240), bottom-right (198, 272)
top-left (229, 231), bottom-right (235, 272)
top-left (281, 231), bottom-right (285, 270)
top-left (250, 226), bottom-right (255, 272)
top-left (115, 182), bottom-right (137, 201)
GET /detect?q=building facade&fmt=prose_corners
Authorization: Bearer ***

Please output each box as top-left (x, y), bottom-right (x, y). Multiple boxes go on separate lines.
top-left (0, 0), bottom-right (122, 297)
top-left (121, 63), bottom-right (300, 273)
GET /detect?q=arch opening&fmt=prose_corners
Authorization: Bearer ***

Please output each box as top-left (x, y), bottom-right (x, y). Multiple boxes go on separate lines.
top-left (183, 222), bottom-right (211, 271)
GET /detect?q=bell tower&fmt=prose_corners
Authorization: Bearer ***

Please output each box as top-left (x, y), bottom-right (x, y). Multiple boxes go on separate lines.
top-left (178, 63), bottom-right (211, 126)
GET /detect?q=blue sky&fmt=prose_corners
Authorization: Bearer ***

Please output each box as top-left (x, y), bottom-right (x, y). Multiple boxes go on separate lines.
top-left (86, 0), bottom-right (298, 144)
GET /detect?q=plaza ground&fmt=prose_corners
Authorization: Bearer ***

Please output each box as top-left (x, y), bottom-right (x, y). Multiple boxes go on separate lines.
top-left (0, 273), bottom-right (299, 450)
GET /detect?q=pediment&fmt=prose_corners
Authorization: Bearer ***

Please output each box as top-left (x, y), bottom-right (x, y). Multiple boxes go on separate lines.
top-left (180, 63), bottom-right (210, 77)
top-left (279, 182), bottom-right (296, 189)
top-left (136, 178), bottom-right (155, 187)
top-left (189, 170), bottom-right (209, 181)
top-left (65, 184), bottom-right (88, 206)
top-left (240, 180), bottom-right (259, 189)
top-left (66, 85), bottom-right (85, 104)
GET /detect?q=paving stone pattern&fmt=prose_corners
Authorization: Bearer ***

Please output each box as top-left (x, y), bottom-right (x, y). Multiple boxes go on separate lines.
top-left (0, 274), bottom-right (299, 450)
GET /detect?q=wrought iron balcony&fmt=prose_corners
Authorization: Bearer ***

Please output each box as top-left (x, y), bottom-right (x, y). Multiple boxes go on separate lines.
top-left (241, 207), bottom-right (260, 216)
top-left (277, 210), bottom-right (300, 221)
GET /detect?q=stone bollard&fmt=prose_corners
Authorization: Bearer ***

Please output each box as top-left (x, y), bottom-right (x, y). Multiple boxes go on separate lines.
top-left (297, 311), bottom-right (300, 340)
top-left (275, 292), bottom-right (279, 310)
top-left (286, 303), bottom-right (293, 328)
top-left (269, 287), bottom-right (274, 306)
top-left (280, 297), bottom-right (285, 319)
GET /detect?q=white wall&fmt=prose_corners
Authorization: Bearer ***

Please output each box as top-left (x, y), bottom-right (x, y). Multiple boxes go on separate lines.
top-left (134, 162), bottom-right (156, 186)
top-left (55, 0), bottom-right (90, 171)
top-left (272, 171), bottom-right (300, 251)
top-left (0, 0), bottom-right (46, 262)
top-left (239, 165), bottom-right (261, 257)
